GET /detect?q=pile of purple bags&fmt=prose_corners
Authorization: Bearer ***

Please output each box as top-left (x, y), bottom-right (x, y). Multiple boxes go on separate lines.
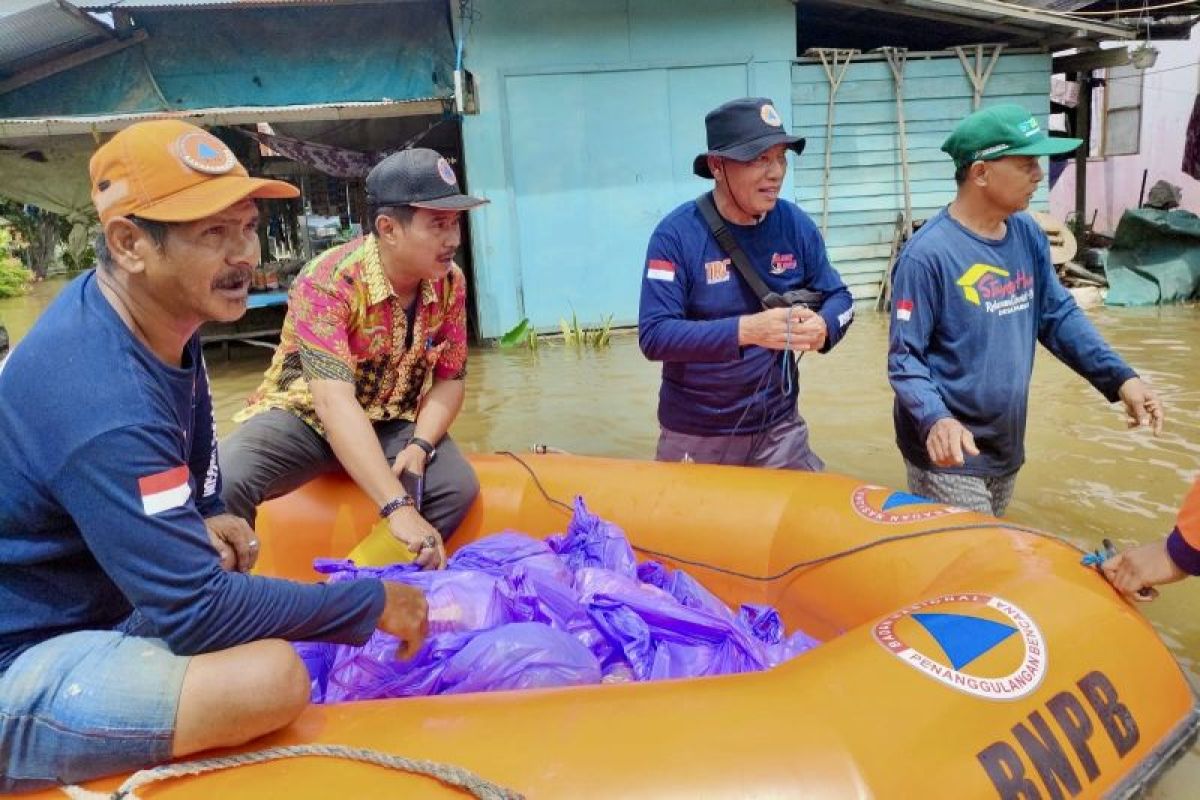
top-left (296, 498), bottom-right (820, 702)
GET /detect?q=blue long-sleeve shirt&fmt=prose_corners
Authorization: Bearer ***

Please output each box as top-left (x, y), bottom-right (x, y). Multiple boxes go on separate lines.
top-left (888, 208), bottom-right (1137, 476)
top-left (638, 197), bottom-right (854, 436)
top-left (0, 273), bottom-right (384, 673)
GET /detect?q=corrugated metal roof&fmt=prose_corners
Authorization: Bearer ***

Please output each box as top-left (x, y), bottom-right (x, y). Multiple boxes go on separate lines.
top-left (910, 0), bottom-right (1137, 39)
top-left (0, 97), bottom-right (447, 138)
top-left (74, 0), bottom-right (412, 9)
top-left (0, 1), bottom-right (114, 76)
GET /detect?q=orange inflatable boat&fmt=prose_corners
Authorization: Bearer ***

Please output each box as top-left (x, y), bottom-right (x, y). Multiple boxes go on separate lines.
top-left (43, 454), bottom-right (1198, 799)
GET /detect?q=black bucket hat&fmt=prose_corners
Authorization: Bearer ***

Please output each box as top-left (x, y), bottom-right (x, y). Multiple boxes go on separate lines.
top-left (693, 97), bottom-right (806, 179)
top-left (366, 148), bottom-right (487, 211)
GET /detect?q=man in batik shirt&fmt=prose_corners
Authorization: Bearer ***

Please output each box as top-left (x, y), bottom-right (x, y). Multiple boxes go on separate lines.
top-left (222, 149), bottom-right (486, 569)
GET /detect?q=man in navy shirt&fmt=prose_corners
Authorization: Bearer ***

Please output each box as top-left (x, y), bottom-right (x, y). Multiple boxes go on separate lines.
top-left (888, 104), bottom-right (1162, 516)
top-left (0, 121), bottom-right (428, 791)
top-left (639, 97), bottom-right (854, 469)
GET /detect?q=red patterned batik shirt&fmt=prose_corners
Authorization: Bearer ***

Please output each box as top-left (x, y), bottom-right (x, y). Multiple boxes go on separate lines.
top-left (236, 235), bottom-right (468, 434)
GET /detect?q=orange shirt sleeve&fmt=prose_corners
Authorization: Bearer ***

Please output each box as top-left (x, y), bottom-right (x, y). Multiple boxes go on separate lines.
top-left (1176, 476), bottom-right (1200, 550)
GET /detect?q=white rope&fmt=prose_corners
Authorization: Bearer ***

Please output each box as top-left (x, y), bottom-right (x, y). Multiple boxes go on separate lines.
top-left (61, 744), bottom-right (524, 800)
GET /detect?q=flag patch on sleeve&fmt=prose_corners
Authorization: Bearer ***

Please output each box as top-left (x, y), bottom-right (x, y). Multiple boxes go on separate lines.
top-left (139, 465), bottom-right (192, 515)
top-left (647, 259), bottom-right (676, 282)
top-left (896, 299), bottom-right (914, 321)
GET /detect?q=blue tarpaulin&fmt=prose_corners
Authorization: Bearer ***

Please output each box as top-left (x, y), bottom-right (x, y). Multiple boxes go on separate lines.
top-left (0, 4), bottom-right (453, 119)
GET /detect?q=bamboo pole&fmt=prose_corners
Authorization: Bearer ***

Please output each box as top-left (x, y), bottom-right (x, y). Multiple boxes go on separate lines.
top-left (813, 48), bottom-right (858, 235)
top-left (882, 47), bottom-right (913, 243)
top-left (954, 44), bottom-right (1005, 109)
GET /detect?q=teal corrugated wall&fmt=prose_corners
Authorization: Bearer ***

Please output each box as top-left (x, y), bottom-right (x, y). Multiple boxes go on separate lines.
top-left (791, 52), bottom-right (1054, 301)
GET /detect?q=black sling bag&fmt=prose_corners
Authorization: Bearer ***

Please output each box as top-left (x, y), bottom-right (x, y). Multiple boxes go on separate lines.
top-left (695, 192), bottom-right (823, 311)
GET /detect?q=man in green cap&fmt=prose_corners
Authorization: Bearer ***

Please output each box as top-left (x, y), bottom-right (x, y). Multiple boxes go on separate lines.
top-left (887, 104), bottom-right (1162, 516)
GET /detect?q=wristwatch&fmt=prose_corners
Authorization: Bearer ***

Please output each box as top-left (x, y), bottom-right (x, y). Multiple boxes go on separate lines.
top-left (379, 494), bottom-right (416, 519)
top-left (406, 436), bottom-right (437, 464)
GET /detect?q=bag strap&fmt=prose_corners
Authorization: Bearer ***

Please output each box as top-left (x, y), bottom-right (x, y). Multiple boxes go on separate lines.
top-left (695, 192), bottom-right (782, 309)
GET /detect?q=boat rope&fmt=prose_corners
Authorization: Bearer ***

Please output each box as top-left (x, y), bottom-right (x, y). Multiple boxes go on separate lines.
top-left (498, 450), bottom-right (1092, 582)
top-left (60, 744), bottom-right (524, 800)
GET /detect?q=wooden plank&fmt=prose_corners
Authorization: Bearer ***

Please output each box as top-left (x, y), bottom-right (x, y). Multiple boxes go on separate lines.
top-left (791, 53), bottom-right (1051, 85)
top-left (0, 30), bottom-right (148, 96)
top-left (791, 71), bottom-right (1048, 105)
top-left (795, 159), bottom-right (955, 186)
top-left (827, 242), bottom-right (895, 261)
top-left (798, 178), bottom-right (956, 203)
top-left (791, 101), bottom-right (1049, 138)
top-left (823, 222), bottom-right (898, 247)
top-left (820, 208), bottom-right (910, 228)
top-left (792, 93), bottom-right (1049, 127)
top-left (796, 132), bottom-right (946, 154)
top-left (848, 282), bottom-right (884, 301)
top-left (804, 191), bottom-right (955, 213)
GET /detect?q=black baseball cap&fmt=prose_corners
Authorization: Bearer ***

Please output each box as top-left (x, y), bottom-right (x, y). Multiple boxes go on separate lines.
top-left (366, 148), bottom-right (487, 211)
top-left (693, 97), bottom-right (806, 179)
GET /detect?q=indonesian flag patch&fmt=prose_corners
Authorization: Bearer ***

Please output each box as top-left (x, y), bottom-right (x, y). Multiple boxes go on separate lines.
top-left (896, 299), bottom-right (914, 322)
top-left (139, 466), bottom-right (192, 515)
top-left (647, 259), bottom-right (676, 282)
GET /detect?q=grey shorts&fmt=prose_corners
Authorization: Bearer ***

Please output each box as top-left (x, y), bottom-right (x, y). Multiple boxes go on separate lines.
top-left (904, 459), bottom-right (1018, 517)
top-left (656, 414), bottom-right (824, 471)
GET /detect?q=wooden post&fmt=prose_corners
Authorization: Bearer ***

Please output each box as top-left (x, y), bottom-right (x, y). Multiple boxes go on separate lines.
top-left (954, 44), bottom-right (1005, 110)
top-left (883, 48), bottom-right (913, 242)
top-left (1073, 71), bottom-right (1092, 239)
top-left (813, 48), bottom-right (858, 235)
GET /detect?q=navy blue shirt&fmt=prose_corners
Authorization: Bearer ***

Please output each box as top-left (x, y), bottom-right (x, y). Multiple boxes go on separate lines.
top-left (638, 197), bottom-right (854, 436)
top-left (0, 273), bottom-right (384, 673)
top-left (888, 208), bottom-right (1137, 476)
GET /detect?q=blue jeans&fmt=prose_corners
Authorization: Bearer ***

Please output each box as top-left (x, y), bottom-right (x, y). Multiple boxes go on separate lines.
top-left (0, 630), bottom-right (190, 792)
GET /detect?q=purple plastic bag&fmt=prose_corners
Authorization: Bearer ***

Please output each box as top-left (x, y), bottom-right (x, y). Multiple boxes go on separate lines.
top-left (323, 630), bottom-right (476, 702)
top-left (506, 564), bottom-right (611, 661)
top-left (449, 532), bottom-right (573, 586)
top-left (577, 568), bottom-right (771, 680)
top-left (436, 623), bottom-right (601, 694)
top-left (299, 498), bottom-right (821, 703)
top-left (546, 497), bottom-right (637, 577)
top-left (294, 640), bottom-right (333, 703)
top-left (322, 623), bottom-right (601, 701)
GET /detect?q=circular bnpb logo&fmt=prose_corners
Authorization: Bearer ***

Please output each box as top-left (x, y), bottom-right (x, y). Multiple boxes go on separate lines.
top-left (436, 157), bottom-right (457, 186)
top-left (760, 103), bottom-right (782, 127)
top-left (851, 485), bottom-right (967, 524)
top-left (874, 593), bottom-right (1046, 700)
top-left (175, 132), bottom-right (237, 175)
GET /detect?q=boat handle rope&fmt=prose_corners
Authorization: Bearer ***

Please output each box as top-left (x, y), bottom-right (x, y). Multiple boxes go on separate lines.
top-left (498, 450), bottom-right (1092, 583)
top-left (60, 743), bottom-right (524, 800)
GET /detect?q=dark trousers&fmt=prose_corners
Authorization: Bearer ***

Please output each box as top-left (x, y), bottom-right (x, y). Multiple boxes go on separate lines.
top-left (219, 409), bottom-right (479, 538)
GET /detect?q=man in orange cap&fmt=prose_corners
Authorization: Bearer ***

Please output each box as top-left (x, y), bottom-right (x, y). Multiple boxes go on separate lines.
top-left (0, 120), bottom-right (428, 791)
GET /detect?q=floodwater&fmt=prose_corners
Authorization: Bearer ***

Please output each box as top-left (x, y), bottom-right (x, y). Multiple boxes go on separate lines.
top-left (3, 279), bottom-right (1199, 794)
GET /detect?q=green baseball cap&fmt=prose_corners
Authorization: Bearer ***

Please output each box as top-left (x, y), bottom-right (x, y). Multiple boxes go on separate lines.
top-left (941, 104), bottom-right (1082, 168)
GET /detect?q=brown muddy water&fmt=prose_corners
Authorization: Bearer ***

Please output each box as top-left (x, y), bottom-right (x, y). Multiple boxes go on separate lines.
top-left (3, 279), bottom-right (1199, 794)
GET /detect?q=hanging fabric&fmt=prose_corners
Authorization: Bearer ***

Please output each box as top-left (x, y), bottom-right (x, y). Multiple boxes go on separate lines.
top-left (240, 118), bottom-right (449, 179)
top-left (1183, 94), bottom-right (1200, 181)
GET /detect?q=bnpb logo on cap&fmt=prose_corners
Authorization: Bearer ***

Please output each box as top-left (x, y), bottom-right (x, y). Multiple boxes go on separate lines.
top-left (175, 132), bottom-right (237, 175)
top-left (436, 158), bottom-right (457, 186)
top-left (760, 104), bottom-right (782, 127)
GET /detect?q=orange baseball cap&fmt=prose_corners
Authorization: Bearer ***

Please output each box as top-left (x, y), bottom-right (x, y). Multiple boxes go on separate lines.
top-left (90, 119), bottom-right (299, 225)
